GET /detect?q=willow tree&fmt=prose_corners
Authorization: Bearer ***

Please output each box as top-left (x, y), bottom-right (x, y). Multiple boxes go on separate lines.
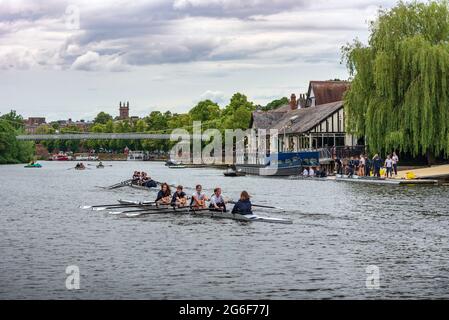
top-left (343, 0), bottom-right (449, 159)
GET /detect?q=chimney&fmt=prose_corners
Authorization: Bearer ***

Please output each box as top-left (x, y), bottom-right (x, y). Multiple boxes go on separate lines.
top-left (290, 94), bottom-right (297, 110)
top-left (299, 94), bottom-right (307, 109)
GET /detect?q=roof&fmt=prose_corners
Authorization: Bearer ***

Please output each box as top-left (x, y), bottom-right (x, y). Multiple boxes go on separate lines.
top-left (251, 101), bottom-right (343, 134)
top-left (308, 81), bottom-right (350, 106)
top-left (251, 110), bottom-right (287, 129)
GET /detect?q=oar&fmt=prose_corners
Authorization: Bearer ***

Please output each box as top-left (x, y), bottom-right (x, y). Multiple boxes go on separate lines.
top-left (80, 201), bottom-right (155, 210)
top-left (109, 204), bottom-right (174, 214)
top-left (226, 200), bottom-right (284, 210)
top-left (120, 207), bottom-right (211, 218)
top-left (92, 203), bottom-right (158, 211)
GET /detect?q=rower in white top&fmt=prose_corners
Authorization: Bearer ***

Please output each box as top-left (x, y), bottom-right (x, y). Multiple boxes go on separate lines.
top-left (191, 184), bottom-right (209, 209)
top-left (209, 187), bottom-right (227, 212)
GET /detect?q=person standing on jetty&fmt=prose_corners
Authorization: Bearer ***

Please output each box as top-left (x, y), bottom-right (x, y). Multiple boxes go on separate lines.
top-left (392, 152), bottom-right (399, 176)
top-left (359, 155), bottom-right (366, 176)
top-left (385, 155), bottom-right (393, 178)
top-left (373, 154), bottom-right (382, 178)
top-left (365, 156), bottom-right (372, 177)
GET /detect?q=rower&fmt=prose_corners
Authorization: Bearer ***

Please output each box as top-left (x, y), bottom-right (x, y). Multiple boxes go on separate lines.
top-left (209, 187), bottom-right (226, 212)
top-left (191, 184), bottom-right (208, 209)
top-left (155, 183), bottom-right (171, 205)
top-left (171, 185), bottom-right (187, 207)
top-left (231, 191), bottom-right (252, 215)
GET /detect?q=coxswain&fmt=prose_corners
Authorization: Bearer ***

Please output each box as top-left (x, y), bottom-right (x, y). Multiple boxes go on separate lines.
top-left (171, 185), bottom-right (187, 207)
top-left (191, 184), bottom-right (208, 209)
top-left (155, 183), bottom-right (171, 205)
top-left (209, 187), bottom-right (226, 212)
top-left (231, 191), bottom-right (252, 215)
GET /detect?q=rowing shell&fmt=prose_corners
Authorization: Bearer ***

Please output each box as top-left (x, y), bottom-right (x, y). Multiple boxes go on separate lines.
top-left (117, 200), bottom-right (293, 224)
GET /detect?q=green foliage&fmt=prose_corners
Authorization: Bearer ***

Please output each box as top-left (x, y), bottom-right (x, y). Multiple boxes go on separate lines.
top-left (343, 0), bottom-right (449, 157)
top-left (189, 100), bottom-right (221, 122)
top-left (222, 93), bottom-right (256, 129)
top-left (1, 110), bottom-right (24, 130)
top-left (93, 111), bottom-right (113, 124)
top-left (0, 117), bottom-right (34, 164)
top-left (261, 97), bottom-right (289, 111)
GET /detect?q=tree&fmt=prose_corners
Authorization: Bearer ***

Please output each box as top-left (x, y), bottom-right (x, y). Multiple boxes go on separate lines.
top-left (222, 93), bottom-right (256, 129)
top-left (188, 100), bottom-right (221, 122)
top-left (261, 97), bottom-right (289, 111)
top-left (0, 110), bottom-right (24, 130)
top-left (342, 0), bottom-right (449, 159)
top-left (0, 116), bottom-right (34, 164)
top-left (93, 112), bottom-right (113, 125)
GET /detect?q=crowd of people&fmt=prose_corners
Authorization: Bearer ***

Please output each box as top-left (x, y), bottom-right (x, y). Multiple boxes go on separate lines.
top-left (335, 152), bottom-right (399, 178)
top-left (154, 183), bottom-right (253, 215)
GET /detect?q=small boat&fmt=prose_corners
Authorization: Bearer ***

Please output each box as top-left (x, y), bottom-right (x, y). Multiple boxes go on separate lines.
top-left (115, 200), bottom-right (292, 224)
top-left (50, 153), bottom-right (70, 161)
top-left (96, 165), bottom-right (105, 169)
top-left (224, 165), bottom-right (246, 177)
top-left (127, 181), bottom-right (158, 190)
top-left (24, 163), bottom-right (42, 168)
top-left (168, 164), bottom-right (186, 169)
top-left (224, 171), bottom-right (246, 177)
top-left (165, 159), bottom-right (186, 168)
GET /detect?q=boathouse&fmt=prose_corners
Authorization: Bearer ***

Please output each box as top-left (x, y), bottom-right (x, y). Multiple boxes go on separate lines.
top-left (240, 81), bottom-right (360, 168)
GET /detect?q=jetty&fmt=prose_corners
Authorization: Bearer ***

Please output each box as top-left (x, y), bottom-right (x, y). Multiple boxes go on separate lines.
top-left (396, 164), bottom-right (449, 181)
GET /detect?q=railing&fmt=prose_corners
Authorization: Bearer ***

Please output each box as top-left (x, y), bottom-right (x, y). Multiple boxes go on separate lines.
top-left (16, 133), bottom-right (203, 141)
top-left (331, 146), bottom-right (366, 159)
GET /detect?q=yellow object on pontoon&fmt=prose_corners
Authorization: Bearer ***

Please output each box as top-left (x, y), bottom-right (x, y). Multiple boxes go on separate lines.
top-left (406, 171), bottom-right (417, 180)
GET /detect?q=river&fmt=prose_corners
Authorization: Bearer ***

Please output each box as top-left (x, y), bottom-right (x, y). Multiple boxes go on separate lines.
top-left (1, 161), bottom-right (449, 299)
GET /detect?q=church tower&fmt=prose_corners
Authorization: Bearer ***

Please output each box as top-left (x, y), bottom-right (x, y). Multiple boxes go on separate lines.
top-left (119, 101), bottom-right (129, 120)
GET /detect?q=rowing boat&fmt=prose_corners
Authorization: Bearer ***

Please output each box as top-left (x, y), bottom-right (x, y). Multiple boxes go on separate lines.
top-left (24, 163), bottom-right (42, 168)
top-left (116, 200), bottom-right (293, 224)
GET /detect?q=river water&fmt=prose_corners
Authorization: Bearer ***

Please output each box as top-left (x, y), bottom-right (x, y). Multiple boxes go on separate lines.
top-left (1, 161), bottom-right (449, 299)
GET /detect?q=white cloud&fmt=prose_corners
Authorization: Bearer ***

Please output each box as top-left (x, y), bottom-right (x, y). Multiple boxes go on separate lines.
top-left (71, 50), bottom-right (128, 71)
top-left (199, 90), bottom-right (227, 105)
top-left (0, 0), bottom-right (400, 119)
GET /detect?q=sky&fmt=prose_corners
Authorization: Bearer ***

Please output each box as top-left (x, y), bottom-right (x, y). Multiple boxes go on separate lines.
top-left (0, 0), bottom-right (397, 121)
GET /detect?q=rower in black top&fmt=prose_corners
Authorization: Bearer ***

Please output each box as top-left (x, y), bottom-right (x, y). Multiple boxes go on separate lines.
top-left (171, 185), bottom-right (187, 207)
top-left (155, 183), bottom-right (171, 205)
top-left (231, 191), bottom-right (252, 215)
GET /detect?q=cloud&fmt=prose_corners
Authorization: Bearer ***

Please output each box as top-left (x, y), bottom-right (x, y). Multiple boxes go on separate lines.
top-left (172, 0), bottom-right (308, 17)
top-left (70, 50), bottom-right (128, 71)
top-left (199, 90), bottom-right (227, 105)
top-left (0, 0), bottom-right (398, 72)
